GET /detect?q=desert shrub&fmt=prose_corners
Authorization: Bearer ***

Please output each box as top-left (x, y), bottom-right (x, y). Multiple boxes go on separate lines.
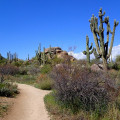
top-left (51, 63), bottom-right (119, 114)
top-left (0, 64), bottom-right (19, 75)
top-left (110, 55), bottom-right (120, 70)
top-left (90, 58), bottom-right (102, 65)
top-left (0, 59), bottom-right (7, 65)
top-left (108, 62), bottom-right (120, 70)
top-left (73, 60), bottom-right (87, 68)
top-left (27, 66), bottom-right (40, 75)
top-left (40, 64), bottom-right (52, 74)
top-left (36, 74), bottom-right (53, 90)
top-left (47, 56), bottom-right (64, 66)
top-left (24, 61), bottom-right (30, 66)
top-left (0, 82), bottom-right (19, 97)
top-left (19, 64), bottom-right (40, 75)
top-left (19, 68), bottom-right (28, 75)
top-left (116, 55), bottom-right (120, 63)
top-left (11, 60), bottom-right (24, 67)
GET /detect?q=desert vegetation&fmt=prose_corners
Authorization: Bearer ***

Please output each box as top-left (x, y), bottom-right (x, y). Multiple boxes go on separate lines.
top-left (0, 7), bottom-right (120, 120)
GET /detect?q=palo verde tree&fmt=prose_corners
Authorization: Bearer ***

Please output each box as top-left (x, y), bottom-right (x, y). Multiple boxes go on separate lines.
top-left (89, 8), bottom-right (119, 70)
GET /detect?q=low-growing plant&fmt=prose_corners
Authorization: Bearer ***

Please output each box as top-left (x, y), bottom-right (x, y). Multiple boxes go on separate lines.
top-left (0, 82), bottom-right (19, 97)
top-left (0, 64), bottom-right (19, 75)
top-left (27, 66), bottom-right (40, 75)
top-left (116, 55), bottom-right (120, 63)
top-left (36, 74), bottom-right (53, 90)
top-left (11, 60), bottom-right (24, 67)
top-left (51, 63), bottom-right (120, 115)
top-left (40, 64), bottom-right (52, 74)
top-left (0, 104), bottom-right (8, 117)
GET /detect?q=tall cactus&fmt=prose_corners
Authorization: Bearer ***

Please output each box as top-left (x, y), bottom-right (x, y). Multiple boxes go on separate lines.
top-left (41, 47), bottom-right (47, 65)
top-left (28, 54), bottom-right (29, 61)
top-left (48, 45), bottom-right (54, 59)
top-left (7, 52), bottom-right (18, 62)
top-left (83, 36), bottom-right (94, 64)
top-left (49, 45), bottom-right (52, 59)
top-left (89, 8), bottom-right (119, 70)
top-left (0, 53), bottom-right (2, 60)
top-left (36, 44), bottom-right (42, 65)
top-left (36, 44), bottom-right (48, 66)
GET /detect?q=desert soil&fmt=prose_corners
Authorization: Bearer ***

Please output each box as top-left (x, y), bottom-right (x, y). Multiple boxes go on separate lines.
top-left (1, 84), bottom-right (50, 120)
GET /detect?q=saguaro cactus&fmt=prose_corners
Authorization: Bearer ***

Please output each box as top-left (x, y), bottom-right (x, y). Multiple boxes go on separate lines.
top-left (0, 53), bottom-right (2, 60)
top-left (36, 44), bottom-right (48, 66)
top-left (28, 54), bottom-right (29, 61)
top-left (36, 44), bottom-right (42, 65)
top-left (41, 47), bottom-right (47, 65)
top-left (83, 36), bottom-right (94, 64)
top-left (89, 8), bottom-right (119, 70)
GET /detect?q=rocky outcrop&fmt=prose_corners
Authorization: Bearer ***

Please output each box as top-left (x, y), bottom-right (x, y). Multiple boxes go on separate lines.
top-left (91, 64), bottom-right (104, 72)
top-left (45, 47), bottom-right (75, 61)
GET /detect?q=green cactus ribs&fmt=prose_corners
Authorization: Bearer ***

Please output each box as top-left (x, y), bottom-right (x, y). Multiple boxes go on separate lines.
top-left (83, 36), bottom-right (94, 64)
top-left (89, 8), bottom-right (119, 70)
top-left (7, 51), bottom-right (18, 63)
top-left (36, 44), bottom-right (48, 66)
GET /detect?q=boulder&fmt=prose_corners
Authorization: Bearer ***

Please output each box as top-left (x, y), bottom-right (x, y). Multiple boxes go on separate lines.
top-left (45, 47), bottom-right (61, 54)
top-left (91, 64), bottom-right (104, 72)
top-left (45, 47), bottom-right (75, 61)
top-left (56, 49), bottom-right (62, 53)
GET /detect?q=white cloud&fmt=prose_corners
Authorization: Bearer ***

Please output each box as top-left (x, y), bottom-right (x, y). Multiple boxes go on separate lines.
top-left (111, 45), bottom-right (120, 60)
top-left (68, 51), bottom-right (95, 60)
top-left (69, 45), bottom-right (120, 61)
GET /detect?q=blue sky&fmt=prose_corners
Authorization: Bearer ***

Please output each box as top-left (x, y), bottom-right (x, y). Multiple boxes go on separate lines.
top-left (0, 0), bottom-right (120, 60)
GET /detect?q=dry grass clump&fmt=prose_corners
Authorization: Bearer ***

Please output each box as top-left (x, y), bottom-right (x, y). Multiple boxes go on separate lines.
top-left (35, 74), bottom-right (53, 90)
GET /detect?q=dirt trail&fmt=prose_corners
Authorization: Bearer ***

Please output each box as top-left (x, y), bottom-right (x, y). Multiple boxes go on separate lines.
top-left (2, 84), bottom-right (50, 120)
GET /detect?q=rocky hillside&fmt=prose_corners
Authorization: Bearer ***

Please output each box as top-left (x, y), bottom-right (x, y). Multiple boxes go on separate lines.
top-left (45, 47), bottom-right (75, 61)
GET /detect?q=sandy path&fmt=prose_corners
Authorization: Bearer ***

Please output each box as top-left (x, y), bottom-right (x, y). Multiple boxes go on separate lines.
top-left (2, 84), bottom-right (50, 120)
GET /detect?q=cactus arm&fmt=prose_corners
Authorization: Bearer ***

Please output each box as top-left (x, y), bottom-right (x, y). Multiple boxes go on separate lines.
top-left (89, 48), bottom-right (94, 54)
top-left (89, 14), bottom-right (101, 55)
top-left (83, 51), bottom-right (87, 55)
top-left (108, 23), bottom-right (113, 34)
top-left (107, 20), bottom-right (119, 58)
top-left (89, 43), bottom-right (93, 50)
top-left (93, 48), bottom-right (101, 59)
top-left (49, 45), bottom-right (53, 59)
top-left (93, 32), bottom-right (101, 55)
top-left (38, 43), bottom-right (41, 54)
top-left (99, 8), bottom-right (106, 57)
top-left (99, 26), bottom-right (105, 56)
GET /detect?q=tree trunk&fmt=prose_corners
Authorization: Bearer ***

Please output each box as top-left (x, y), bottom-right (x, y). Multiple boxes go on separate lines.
top-left (102, 57), bottom-right (108, 71)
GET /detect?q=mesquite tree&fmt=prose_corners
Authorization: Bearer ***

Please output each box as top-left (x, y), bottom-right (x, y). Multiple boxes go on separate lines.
top-left (89, 8), bottom-right (119, 70)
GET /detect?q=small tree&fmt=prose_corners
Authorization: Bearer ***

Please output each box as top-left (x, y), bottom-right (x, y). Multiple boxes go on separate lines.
top-left (89, 8), bottom-right (119, 70)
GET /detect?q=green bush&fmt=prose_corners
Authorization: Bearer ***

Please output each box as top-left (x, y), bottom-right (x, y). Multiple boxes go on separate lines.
top-left (35, 80), bottom-right (52, 90)
top-left (0, 82), bottom-right (19, 97)
top-left (0, 59), bottom-right (7, 65)
top-left (47, 56), bottom-right (64, 66)
top-left (35, 74), bottom-right (53, 90)
top-left (11, 60), bottom-right (24, 67)
top-left (116, 55), bottom-right (120, 63)
top-left (40, 64), bottom-right (52, 74)
top-left (108, 62), bottom-right (120, 70)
